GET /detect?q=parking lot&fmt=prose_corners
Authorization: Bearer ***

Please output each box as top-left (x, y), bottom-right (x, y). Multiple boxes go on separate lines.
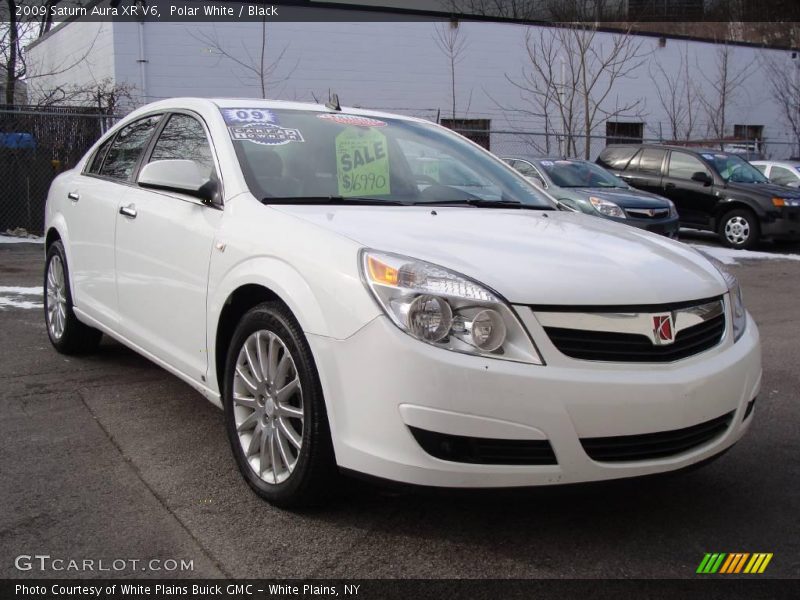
top-left (1, 234), bottom-right (798, 580)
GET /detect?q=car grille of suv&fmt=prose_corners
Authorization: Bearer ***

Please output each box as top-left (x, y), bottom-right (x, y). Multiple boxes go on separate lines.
top-left (543, 311), bottom-right (725, 362)
top-left (408, 427), bottom-right (558, 465)
top-left (624, 207), bottom-right (670, 219)
top-left (580, 411), bottom-right (733, 462)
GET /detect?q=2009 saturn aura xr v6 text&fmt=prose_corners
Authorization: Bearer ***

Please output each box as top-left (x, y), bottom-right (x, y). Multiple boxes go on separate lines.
top-left (43, 99), bottom-right (762, 506)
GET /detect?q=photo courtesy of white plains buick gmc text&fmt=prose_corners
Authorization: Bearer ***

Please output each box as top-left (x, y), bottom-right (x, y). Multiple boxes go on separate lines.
top-left (43, 98), bottom-right (762, 506)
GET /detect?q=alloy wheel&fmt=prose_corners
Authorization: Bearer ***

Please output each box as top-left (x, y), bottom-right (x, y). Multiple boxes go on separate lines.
top-left (232, 330), bottom-right (304, 485)
top-left (46, 255), bottom-right (67, 340)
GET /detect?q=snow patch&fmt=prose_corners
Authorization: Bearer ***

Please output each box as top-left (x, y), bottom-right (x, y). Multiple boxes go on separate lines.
top-left (0, 234), bottom-right (44, 244)
top-left (0, 286), bottom-right (44, 310)
top-left (690, 244), bottom-right (800, 265)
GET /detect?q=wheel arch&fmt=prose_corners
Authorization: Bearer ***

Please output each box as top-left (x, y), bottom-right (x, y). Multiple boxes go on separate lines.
top-left (712, 199), bottom-right (763, 229)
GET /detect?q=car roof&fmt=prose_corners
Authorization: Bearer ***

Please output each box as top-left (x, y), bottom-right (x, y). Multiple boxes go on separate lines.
top-left (751, 160), bottom-right (800, 166)
top-left (602, 143), bottom-right (732, 154)
top-left (124, 97), bottom-right (428, 124)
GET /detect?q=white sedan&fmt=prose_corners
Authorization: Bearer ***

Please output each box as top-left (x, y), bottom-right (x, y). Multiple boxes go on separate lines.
top-left (44, 99), bottom-right (761, 506)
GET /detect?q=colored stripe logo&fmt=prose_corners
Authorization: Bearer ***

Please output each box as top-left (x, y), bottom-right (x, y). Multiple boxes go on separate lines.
top-left (697, 553), bottom-right (773, 574)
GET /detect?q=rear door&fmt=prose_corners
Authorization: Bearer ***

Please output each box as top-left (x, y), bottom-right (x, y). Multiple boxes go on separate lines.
top-left (114, 112), bottom-right (223, 382)
top-left (619, 148), bottom-right (666, 196)
top-left (68, 115), bottom-right (162, 327)
top-left (661, 150), bottom-right (718, 226)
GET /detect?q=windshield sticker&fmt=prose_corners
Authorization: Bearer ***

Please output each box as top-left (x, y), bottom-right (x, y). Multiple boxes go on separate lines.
top-left (419, 161), bottom-right (440, 182)
top-left (701, 153), bottom-right (715, 160)
top-left (540, 160), bottom-right (554, 167)
top-left (318, 114), bottom-right (387, 127)
top-left (228, 124), bottom-right (304, 146)
top-left (715, 154), bottom-right (727, 159)
top-left (335, 128), bottom-right (391, 197)
top-left (221, 108), bottom-right (277, 125)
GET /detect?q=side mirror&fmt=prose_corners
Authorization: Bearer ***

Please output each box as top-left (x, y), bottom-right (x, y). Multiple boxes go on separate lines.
top-left (690, 171), bottom-right (713, 186)
top-left (139, 159), bottom-right (218, 204)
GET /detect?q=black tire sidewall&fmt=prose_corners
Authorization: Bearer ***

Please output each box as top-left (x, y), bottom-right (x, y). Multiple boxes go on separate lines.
top-left (719, 209), bottom-right (759, 250)
top-left (222, 302), bottom-right (332, 506)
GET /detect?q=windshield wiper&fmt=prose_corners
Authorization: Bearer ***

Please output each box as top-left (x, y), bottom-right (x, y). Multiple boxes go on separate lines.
top-left (410, 199), bottom-right (553, 210)
top-left (262, 196), bottom-right (409, 206)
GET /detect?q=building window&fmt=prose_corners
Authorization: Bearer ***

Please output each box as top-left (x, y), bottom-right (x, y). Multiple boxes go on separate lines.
top-left (606, 122), bottom-right (643, 145)
top-left (440, 118), bottom-right (490, 150)
top-left (733, 125), bottom-right (763, 140)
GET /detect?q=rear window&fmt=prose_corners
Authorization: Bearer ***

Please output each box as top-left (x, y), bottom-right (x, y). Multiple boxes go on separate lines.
top-left (597, 146), bottom-right (637, 170)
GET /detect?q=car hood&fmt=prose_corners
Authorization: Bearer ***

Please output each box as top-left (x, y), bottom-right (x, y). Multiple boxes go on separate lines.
top-left (567, 187), bottom-right (670, 207)
top-left (271, 205), bottom-right (726, 305)
top-left (724, 181), bottom-right (800, 198)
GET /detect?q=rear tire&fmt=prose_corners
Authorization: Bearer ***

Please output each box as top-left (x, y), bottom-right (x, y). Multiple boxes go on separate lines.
top-left (223, 301), bottom-right (338, 507)
top-left (44, 241), bottom-right (102, 354)
top-left (718, 208), bottom-right (759, 250)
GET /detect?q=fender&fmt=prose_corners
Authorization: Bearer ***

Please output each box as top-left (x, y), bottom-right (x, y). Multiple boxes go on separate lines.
top-left (713, 193), bottom-right (768, 219)
top-left (206, 254), bottom-right (381, 394)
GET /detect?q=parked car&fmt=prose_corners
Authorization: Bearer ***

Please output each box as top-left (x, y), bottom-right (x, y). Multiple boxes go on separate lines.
top-left (750, 160), bottom-right (800, 189)
top-left (597, 144), bottom-right (800, 249)
top-left (502, 156), bottom-right (679, 238)
top-left (44, 99), bottom-right (761, 506)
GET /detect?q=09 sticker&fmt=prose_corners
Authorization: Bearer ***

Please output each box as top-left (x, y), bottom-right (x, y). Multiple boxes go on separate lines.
top-left (336, 128), bottom-right (391, 197)
top-left (221, 108), bottom-right (304, 146)
top-left (221, 108), bottom-right (277, 125)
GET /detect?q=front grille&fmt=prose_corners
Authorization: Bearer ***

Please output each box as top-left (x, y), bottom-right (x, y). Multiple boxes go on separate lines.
top-left (544, 312), bottom-right (725, 362)
top-left (581, 411), bottom-right (734, 462)
top-left (409, 427), bottom-right (557, 465)
top-left (625, 207), bottom-right (670, 219)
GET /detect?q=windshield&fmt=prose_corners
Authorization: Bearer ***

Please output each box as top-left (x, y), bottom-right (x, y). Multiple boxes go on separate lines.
top-left (537, 159), bottom-right (626, 188)
top-left (223, 108), bottom-right (553, 207)
top-left (700, 152), bottom-right (769, 184)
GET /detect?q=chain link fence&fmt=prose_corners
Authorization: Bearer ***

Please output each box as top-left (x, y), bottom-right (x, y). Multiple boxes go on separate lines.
top-left (0, 106), bottom-right (119, 236)
top-left (449, 129), bottom-right (799, 162)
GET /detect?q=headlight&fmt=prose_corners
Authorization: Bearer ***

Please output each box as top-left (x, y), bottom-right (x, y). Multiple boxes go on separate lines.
top-left (668, 200), bottom-right (678, 218)
top-left (589, 196), bottom-right (626, 218)
top-left (360, 250), bottom-right (543, 364)
top-left (697, 251), bottom-right (747, 342)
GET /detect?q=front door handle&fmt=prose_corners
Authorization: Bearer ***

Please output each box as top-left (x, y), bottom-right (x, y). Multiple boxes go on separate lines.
top-left (119, 204), bottom-right (137, 219)
top-left (67, 192), bottom-right (80, 202)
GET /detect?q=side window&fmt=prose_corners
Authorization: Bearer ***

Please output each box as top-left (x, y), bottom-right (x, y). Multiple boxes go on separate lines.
top-left (99, 115), bottom-right (162, 181)
top-left (148, 113), bottom-right (217, 180)
top-left (636, 149), bottom-right (666, 175)
top-left (770, 166), bottom-right (799, 186)
top-left (668, 152), bottom-right (709, 180)
top-left (87, 137), bottom-right (113, 175)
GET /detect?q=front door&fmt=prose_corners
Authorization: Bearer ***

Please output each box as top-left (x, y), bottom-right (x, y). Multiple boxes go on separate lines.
top-left (114, 113), bottom-right (223, 382)
top-left (661, 151), bottom-right (719, 227)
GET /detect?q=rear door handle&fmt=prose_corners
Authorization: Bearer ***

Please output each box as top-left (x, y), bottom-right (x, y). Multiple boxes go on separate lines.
top-left (119, 204), bottom-right (137, 219)
top-left (67, 192), bottom-right (80, 201)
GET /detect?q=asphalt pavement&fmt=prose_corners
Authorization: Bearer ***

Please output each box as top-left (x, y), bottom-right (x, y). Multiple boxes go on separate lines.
top-left (1, 234), bottom-right (798, 579)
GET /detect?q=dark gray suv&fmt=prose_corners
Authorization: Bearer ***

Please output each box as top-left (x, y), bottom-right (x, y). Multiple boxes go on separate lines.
top-left (597, 144), bottom-right (800, 249)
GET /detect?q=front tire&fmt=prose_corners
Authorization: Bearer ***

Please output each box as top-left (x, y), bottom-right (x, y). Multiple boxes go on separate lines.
top-left (223, 302), bottom-right (337, 507)
top-left (44, 241), bottom-right (102, 354)
top-left (718, 208), bottom-right (759, 250)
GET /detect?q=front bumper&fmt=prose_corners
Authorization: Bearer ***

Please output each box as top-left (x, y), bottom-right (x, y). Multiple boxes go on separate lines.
top-left (308, 309), bottom-right (761, 488)
top-left (761, 208), bottom-right (800, 240)
top-left (626, 215), bottom-right (680, 238)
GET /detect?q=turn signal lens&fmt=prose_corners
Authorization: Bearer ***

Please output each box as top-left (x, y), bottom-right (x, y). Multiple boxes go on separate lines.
top-left (367, 255), bottom-right (398, 286)
top-left (772, 197), bottom-right (785, 207)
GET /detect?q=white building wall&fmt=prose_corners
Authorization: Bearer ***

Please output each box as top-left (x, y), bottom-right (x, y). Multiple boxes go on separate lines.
top-left (25, 17), bottom-right (798, 158)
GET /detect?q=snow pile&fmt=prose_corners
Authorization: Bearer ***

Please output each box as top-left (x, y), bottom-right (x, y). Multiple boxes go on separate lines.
top-left (690, 244), bottom-right (800, 265)
top-left (0, 234), bottom-right (43, 244)
top-left (0, 286), bottom-right (43, 310)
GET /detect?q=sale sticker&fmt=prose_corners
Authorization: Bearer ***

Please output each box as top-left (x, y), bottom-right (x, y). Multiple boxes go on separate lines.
top-left (335, 128), bottom-right (391, 197)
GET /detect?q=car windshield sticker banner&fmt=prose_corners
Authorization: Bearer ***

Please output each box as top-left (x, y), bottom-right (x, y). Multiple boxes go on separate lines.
top-left (318, 114), bottom-right (387, 127)
top-left (335, 128), bottom-right (391, 197)
top-left (221, 108), bottom-right (304, 146)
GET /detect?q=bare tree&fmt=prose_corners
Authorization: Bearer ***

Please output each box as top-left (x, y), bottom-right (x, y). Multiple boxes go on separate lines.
top-left (194, 18), bottom-right (296, 99)
top-left (649, 46), bottom-right (699, 141)
top-left (506, 24), bottom-right (648, 158)
top-left (761, 52), bottom-right (800, 157)
top-left (696, 44), bottom-right (755, 146)
top-left (33, 77), bottom-right (136, 114)
top-left (433, 20), bottom-right (468, 120)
